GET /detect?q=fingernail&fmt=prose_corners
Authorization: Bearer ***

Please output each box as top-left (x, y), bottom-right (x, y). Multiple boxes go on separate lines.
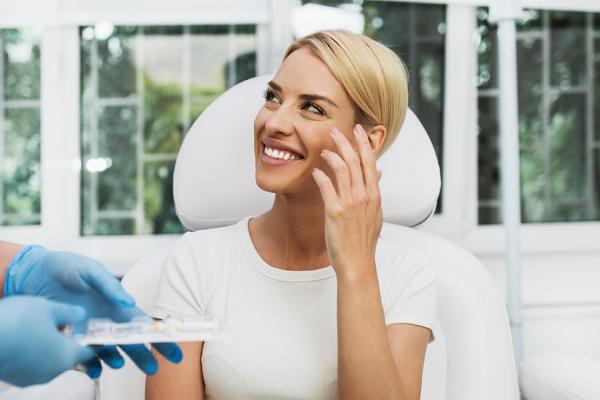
top-left (113, 358), bottom-right (125, 369)
top-left (87, 366), bottom-right (101, 379)
top-left (147, 362), bottom-right (158, 375)
top-left (170, 347), bottom-right (183, 364)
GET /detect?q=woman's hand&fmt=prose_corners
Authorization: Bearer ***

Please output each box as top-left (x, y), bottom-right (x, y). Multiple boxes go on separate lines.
top-left (311, 124), bottom-right (383, 281)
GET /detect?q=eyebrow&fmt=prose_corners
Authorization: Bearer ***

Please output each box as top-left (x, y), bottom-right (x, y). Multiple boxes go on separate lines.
top-left (268, 80), bottom-right (338, 109)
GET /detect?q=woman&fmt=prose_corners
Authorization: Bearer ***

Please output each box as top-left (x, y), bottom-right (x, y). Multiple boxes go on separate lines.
top-left (146, 29), bottom-right (438, 400)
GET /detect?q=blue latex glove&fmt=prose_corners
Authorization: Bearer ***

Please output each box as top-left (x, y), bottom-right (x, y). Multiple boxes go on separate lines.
top-left (4, 245), bottom-right (182, 378)
top-left (0, 296), bottom-right (96, 387)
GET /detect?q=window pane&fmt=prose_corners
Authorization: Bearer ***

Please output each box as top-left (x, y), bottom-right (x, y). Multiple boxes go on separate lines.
top-left (477, 96), bottom-right (500, 224)
top-left (518, 9), bottom-right (543, 32)
top-left (1, 29), bottom-right (41, 226)
top-left (97, 106), bottom-right (137, 211)
top-left (97, 26), bottom-right (137, 98)
top-left (517, 39), bottom-right (543, 150)
top-left (143, 26), bottom-right (184, 154)
top-left (549, 94), bottom-right (587, 201)
top-left (550, 12), bottom-right (586, 88)
top-left (476, 8), bottom-right (498, 91)
top-left (520, 147), bottom-right (545, 222)
top-left (81, 24), bottom-right (257, 235)
top-left (3, 108), bottom-right (41, 224)
top-left (2, 29), bottom-right (40, 100)
top-left (595, 150), bottom-right (600, 219)
top-left (95, 218), bottom-right (135, 235)
top-left (144, 160), bottom-right (179, 233)
top-left (595, 38), bottom-right (600, 142)
top-left (477, 9), bottom-right (600, 224)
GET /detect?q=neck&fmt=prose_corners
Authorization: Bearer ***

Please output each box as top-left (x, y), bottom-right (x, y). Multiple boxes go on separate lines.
top-left (249, 190), bottom-right (329, 270)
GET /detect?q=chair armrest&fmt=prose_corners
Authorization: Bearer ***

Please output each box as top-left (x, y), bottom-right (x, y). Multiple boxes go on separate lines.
top-left (520, 353), bottom-right (600, 400)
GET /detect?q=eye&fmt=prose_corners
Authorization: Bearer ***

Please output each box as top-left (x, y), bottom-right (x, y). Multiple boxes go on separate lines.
top-left (262, 89), bottom-right (279, 104)
top-left (302, 102), bottom-right (325, 116)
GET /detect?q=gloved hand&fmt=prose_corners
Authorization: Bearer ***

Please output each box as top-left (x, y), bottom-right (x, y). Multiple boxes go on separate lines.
top-left (4, 245), bottom-right (182, 378)
top-left (0, 296), bottom-right (96, 387)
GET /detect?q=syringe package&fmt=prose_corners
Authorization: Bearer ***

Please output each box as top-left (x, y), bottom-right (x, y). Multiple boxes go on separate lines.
top-left (68, 315), bottom-right (218, 346)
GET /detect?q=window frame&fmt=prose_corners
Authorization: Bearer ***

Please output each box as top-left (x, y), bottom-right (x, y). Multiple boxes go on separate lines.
top-left (424, 0), bottom-right (600, 257)
top-left (1, 0), bottom-right (599, 274)
top-left (0, 0), bottom-right (288, 275)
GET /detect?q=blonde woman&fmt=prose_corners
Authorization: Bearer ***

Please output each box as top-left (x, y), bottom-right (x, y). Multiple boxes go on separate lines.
top-left (146, 30), bottom-right (438, 400)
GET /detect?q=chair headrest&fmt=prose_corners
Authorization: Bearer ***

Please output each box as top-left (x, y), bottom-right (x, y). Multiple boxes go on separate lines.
top-left (174, 75), bottom-right (440, 230)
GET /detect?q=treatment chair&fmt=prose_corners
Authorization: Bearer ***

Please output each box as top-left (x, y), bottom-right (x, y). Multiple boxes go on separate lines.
top-left (99, 75), bottom-right (520, 399)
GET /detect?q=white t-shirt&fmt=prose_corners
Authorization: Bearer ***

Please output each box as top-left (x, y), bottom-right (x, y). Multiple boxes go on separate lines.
top-left (152, 216), bottom-right (438, 400)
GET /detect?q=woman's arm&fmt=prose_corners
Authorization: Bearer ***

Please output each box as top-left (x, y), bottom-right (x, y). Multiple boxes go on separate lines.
top-left (313, 125), bottom-right (429, 399)
top-left (336, 267), bottom-right (429, 400)
top-left (0, 242), bottom-right (24, 296)
top-left (146, 342), bottom-right (205, 400)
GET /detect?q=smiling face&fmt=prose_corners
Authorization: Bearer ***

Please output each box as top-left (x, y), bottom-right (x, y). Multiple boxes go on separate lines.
top-left (253, 47), bottom-right (358, 195)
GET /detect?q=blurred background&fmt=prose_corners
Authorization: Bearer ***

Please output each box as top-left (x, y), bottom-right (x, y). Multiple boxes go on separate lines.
top-left (1, 0), bottom-right (599, 366)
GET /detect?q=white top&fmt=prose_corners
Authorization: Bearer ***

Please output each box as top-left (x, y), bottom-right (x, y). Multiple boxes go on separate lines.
top-left (152, 216), bottom-right (438, 400)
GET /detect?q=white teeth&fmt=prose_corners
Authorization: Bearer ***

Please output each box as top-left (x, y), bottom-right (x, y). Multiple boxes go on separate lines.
top-left (263, 145), bottom-right (301, 161)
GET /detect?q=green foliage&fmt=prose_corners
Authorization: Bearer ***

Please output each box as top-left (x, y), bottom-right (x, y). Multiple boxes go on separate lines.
top-left (79, 25), bottom-right (256, 235)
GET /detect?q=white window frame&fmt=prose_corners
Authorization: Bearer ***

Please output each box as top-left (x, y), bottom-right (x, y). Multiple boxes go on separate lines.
top-left (0, 0), bottom-right (291, 275)
top-left (1, 0), bottom-right (599, 274)
top-left (421, 0), bottom-right (600, 258)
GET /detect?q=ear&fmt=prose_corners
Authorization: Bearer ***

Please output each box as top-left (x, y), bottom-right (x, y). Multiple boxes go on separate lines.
top-left (366, 124), bottom-right (387, 156)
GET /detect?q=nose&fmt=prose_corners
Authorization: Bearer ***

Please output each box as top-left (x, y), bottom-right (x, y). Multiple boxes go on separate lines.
top-left (264, 104), bottom-right (294, 136)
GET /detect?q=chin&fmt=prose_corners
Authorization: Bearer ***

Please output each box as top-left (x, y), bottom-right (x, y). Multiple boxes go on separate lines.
top-left (255, 173), bottom-right (284, 194)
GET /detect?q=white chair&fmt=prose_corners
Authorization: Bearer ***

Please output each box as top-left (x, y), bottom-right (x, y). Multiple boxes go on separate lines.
top-left (99, 75), bottom-right (520, 399)
top-left (520, 353), bottom-right (600, 399)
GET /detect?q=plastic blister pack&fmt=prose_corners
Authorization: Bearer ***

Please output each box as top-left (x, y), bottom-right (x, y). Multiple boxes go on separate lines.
top-left (66, 315), bottom-right (218, 346)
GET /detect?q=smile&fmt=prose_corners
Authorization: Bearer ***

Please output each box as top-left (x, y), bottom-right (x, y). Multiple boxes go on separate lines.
top-left (263, 145), bottom-right (302, 160)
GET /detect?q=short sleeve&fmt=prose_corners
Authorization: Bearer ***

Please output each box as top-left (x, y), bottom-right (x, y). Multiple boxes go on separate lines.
top-left (152, 232), bottom-right (212, 320)
top-left (382, 247), bottom-right (438, 342)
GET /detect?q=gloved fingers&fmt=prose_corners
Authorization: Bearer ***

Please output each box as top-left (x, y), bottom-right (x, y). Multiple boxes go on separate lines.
top-left (81, 357), bottom-right (102, 380)
top-left (56, 335), bottom-right (97, 374)
top-left (49, 302), bottom-right (87, 326)
top-left (75, 345), bottom-right (97, 364)
top-left (96, 345), bottom-right (125, 369)
top-left (119, 344), bottom-right (158, 375)
top-left (80, 266), bottom-right (135, 308)
top-left (152, 342), bottom-right (183, 364)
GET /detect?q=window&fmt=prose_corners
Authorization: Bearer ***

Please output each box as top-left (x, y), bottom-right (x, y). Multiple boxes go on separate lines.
top-left (0, 28), bottom-right (41, 226)
top-left (80, 24), bottom-right (257, 235)
top-left (477, 8), bottom-right (600, 224)
top-left (299, 0), bottom-right (446, 212)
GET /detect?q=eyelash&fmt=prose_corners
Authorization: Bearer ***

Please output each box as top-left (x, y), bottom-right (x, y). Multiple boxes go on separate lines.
top-left (261, 89), bottom-right (325, 116)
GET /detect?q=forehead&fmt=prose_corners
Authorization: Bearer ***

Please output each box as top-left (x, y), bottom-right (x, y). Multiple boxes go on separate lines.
top-left (274, 47), bottom-right (348, 103)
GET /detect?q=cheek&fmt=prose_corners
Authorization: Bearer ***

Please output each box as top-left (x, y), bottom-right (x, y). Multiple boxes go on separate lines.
top-left (253, 109), bottom-right (267, 148)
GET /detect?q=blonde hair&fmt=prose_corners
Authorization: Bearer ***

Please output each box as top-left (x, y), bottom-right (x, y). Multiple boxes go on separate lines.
top-left (284, 29), bottom-right (409, 157)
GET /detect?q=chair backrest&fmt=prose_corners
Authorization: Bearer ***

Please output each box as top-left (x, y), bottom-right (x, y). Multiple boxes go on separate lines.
top-left (173, 75), bottom-right (441, 230)
top-left (100, 75), bottom-right (519, 400)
